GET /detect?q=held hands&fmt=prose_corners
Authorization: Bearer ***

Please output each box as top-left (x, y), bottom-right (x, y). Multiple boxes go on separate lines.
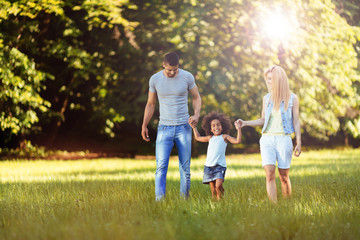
top-left (294, 144), bottom-right (301, 157)
top-left (234, 120), bottom-right (242, 130)
top-left (189, 121), bottom-right (197, 129)
top-left (188, 115), bottom-right (200, 128)
top-left (234, 119), bottom-right (244, 129)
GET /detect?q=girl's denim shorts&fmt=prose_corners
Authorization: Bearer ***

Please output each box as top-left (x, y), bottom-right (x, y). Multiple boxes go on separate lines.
top-left (203, 165), bottom-right (227, 184)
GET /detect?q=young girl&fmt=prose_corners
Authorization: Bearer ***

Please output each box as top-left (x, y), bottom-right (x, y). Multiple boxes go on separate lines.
top-left (191, 112), bottom-right (242, 200)
top-left (236, 65), bottom-right (301, 203)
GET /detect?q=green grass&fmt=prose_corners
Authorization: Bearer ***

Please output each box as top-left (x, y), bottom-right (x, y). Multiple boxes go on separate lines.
top-left (1, 149), bottom-right (360, 240)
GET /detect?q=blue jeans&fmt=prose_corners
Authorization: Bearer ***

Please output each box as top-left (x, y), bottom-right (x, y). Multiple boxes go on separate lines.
top-left (155, 123), bottom-right (192, 201)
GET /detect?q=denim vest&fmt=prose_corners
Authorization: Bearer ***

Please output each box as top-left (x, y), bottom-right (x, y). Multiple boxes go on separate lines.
top-left (262, 93), bottom-right (295, 134)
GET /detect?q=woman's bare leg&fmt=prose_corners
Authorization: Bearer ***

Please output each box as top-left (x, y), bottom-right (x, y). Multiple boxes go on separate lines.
top-left (278, 168), bottom-right (291, 198)
top-left (264, 165), bottom-right (277, 203)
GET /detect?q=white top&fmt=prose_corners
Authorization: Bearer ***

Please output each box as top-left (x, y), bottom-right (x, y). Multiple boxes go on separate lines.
top-left (264, 108), bottom-right (285, 134)
top-left (205, 135), bottom-right (227, 167)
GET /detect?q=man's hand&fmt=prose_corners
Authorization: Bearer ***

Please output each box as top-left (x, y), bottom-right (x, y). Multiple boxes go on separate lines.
top-left (188, 115), bottom-right (200, 127)
top-left (141, 126), bottom-right (150, 142)
top-left (189, 120), bottom-right (198, 129)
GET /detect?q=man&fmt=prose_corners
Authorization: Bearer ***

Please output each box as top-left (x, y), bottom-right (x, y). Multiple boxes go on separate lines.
top-left (141, 52), bottom-right (201, 201)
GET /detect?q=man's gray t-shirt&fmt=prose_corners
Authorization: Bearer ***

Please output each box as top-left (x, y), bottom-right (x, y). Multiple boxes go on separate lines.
top-left (149, 69), bottom-right (196, 126)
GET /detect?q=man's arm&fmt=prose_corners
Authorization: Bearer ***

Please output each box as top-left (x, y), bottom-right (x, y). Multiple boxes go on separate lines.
top-left (141, 91), bottom-right (157, 142)
top-left (188, 86), bottom-right (201, 126)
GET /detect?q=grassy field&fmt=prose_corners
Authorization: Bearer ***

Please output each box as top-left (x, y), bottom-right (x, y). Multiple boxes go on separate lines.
top-left (1, 149), bottom-right (360, 240)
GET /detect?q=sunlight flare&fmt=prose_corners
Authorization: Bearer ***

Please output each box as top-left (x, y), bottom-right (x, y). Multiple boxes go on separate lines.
top-left (261, 7), bottom-right (299, 41)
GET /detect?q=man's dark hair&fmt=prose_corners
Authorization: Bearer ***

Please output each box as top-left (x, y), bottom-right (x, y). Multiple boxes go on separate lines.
top-left (164, 52), bottom-right (179, 66)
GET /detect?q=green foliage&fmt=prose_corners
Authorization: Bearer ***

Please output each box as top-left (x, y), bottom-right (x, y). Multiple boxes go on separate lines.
top-left (76, 0), bottom-right (138, 30)
top-left (0, 141), bottom-right (48, 159)
top-left (0, 45), bottom-right (50, 134)
top-left (332, 0), bottom-right (360, 139)
top-left (291, 0), bottom-right (360, 139)
top-left (0, 0), bottom-right (137, 146)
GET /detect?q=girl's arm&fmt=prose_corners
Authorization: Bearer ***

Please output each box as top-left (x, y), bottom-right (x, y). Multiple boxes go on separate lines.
top-left (236, 95), bottom-right (266, 127)
top-left (191, 126), bottom-right (211, 142)
top-left (224, 126), bottom-right (242, 144)
top-left (292, 95), bottom-right (302, 157)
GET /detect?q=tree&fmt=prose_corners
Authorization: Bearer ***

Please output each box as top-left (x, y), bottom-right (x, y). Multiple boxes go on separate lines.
top-left (333, 0), bottom-right (360, 144)
top-left (0, 0), bottom-right (53, 148)
top-left (0, 0), bottom-right (138, 148)
top-left (0, 45), bottom-right (50, 148)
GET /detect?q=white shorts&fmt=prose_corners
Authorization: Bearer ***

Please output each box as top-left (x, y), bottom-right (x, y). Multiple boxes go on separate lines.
top-left (259, 135), bottom-right (293, 169)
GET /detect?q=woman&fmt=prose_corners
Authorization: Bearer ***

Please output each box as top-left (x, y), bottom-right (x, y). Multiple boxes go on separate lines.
top-left (237, 65), bottom-right (301, 203)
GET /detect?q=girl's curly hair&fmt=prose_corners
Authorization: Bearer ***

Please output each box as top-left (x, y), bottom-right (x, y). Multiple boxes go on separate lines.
top-left (201, 111), bottom-right (232, 136)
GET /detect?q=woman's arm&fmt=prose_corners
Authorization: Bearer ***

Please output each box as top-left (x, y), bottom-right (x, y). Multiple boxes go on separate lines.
top-left (191, 126), bottom-right (211, 142)
top-left (237, 95), bottom-right (266, 127)
top-left (292, 95), bottom-right (302, 157)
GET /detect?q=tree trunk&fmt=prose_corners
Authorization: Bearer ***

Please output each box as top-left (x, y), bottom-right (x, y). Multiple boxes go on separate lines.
top-left (344, 132), bottom-right (349, 147)
top-left (18, 132), bottom-right (27, 150)
top-left (47, 77), bottom-right (75, 147)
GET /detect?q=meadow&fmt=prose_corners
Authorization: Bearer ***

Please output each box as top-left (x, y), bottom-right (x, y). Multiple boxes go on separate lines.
top-left (1, 149), bottom-right (359, 240)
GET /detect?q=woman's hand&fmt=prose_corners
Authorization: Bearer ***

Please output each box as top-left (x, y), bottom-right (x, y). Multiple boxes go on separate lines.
top-left (235, 119), bottom-right (245, 128)
top-left (294, 144), bottom-right (301, 157)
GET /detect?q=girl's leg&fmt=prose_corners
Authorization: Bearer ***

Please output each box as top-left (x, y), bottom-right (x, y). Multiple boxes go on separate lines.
top-left (209, 181), bottom-right (216, 199)
top-left (278, 168), bottom-right (291, 198)
top-left (215, 179), bottom-right (224, 200)
top-left (264, 164), bottom-right (277, 203)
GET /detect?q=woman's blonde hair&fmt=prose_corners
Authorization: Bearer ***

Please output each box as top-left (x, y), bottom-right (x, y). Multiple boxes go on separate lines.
top-left (264, 65), bottom-right (291, 110)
